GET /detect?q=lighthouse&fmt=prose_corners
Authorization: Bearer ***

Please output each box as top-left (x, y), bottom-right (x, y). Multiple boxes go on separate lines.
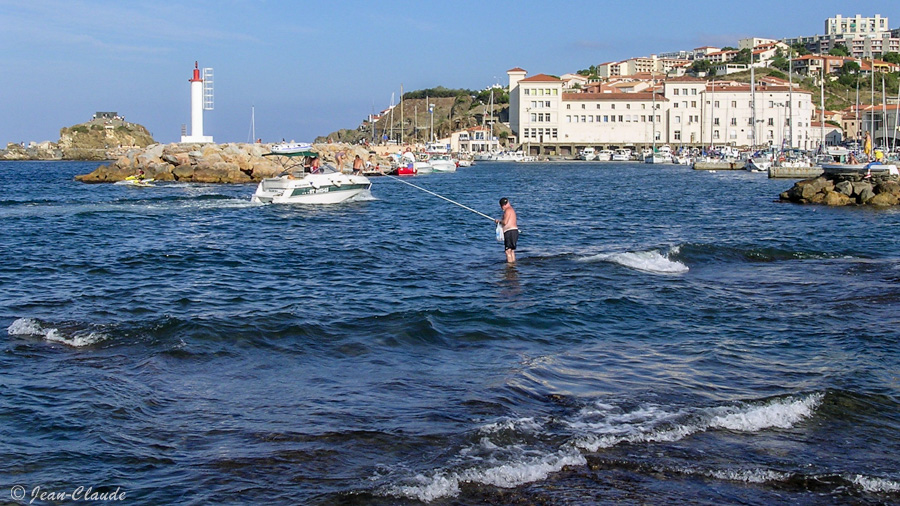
top-left (180, 61), bottom-right (214, 143)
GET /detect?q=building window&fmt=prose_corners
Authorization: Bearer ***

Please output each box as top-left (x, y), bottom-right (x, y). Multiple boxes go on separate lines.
top-left (714, 130), bottom-right (720, 139)
top-left (714, 101), bottom-right (720, 107)
top-left (768, 118), bottom-right (774, 126)
top-left (674, 89), bottom-right (680, 95)
top-left (691, 101), bottom-right (697, 107)
top-left (730, 118), bottom-right (737, 126)
top-left (691, 88), bottom-right (697, 95)
top-left (524, 89), bottom-right (530, 96)
top-left (731, 101), bottom-right (737, 108)
top-left (611, 104), bottom-right (616, 109)
top-left (674, 103), bottom-right (679, 108)
top-left (714, 117), bottom-right (720, 125)
top-left (619, 115), bottom-right (624, 122)
top-left (581, 104), bottom-right (586, 109)
top-left (674, 130), bottom-right (681, 140)
top-left (566, 104), bottom-right (571, 109)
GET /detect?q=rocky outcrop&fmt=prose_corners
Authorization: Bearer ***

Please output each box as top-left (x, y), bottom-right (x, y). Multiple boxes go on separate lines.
top-left (74, 142), bottom-right (389, 184)
top-left (780, 174), bottom-right (900, 206)
top-left (2, 118), bottom-right (155, 161)
top-left (1, 141), bottom-right (63, 160)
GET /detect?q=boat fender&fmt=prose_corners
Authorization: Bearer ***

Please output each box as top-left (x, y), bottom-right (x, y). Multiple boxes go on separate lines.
top-left (310, 180), bottom-right (321, 189)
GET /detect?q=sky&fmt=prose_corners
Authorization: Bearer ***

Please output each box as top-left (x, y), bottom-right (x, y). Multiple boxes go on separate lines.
top-left (2, 0), bottom-right (898, 146)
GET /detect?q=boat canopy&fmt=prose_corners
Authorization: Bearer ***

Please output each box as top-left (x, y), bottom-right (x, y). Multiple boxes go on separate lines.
top-left (264, 150), bottom-right (318, 158)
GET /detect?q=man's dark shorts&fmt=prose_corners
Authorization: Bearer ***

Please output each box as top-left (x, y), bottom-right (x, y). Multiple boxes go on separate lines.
top-left (504, 229), bottom-right (518, 251)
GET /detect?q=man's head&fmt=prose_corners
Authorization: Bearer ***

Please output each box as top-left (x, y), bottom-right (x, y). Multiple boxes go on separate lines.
top-left (499, 197), bottom-right (509, 207)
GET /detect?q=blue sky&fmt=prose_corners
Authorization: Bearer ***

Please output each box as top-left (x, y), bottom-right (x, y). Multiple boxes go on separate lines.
top-left (1, 0), bottom-right (897, 145)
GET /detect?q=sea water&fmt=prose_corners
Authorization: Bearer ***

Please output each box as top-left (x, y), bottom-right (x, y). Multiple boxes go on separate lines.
top-left (1, 160), bottom-right (899, 504)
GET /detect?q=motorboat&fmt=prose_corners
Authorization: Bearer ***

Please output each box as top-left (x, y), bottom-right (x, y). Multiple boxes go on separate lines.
top-left (595, 149), bottom-right (613, 161)
top-left (817, 147), bottom-right (899, 176)
top-left (611, 148), bottom-right (631, 162)
top-left (578, 147), bottom-right (597, 161)
top-left (253, 149), bottom-right (371, 204)
top-left (270, 142), bottom-right (313, 155)
top-left (429, 154), bottom-right (457, 172)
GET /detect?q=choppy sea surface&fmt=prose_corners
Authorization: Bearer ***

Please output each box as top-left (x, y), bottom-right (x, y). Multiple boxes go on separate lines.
top-left (1, 160), bottom-right (899, 505)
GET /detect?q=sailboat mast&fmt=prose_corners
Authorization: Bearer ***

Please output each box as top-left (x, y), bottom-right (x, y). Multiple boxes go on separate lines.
top-left (788, 48), bottom-right (794, 149)
top-left (882, 74), bottom-right (887, 150)
top-left (750, 49), bottom-right (756, 149)
top-left (400, 84), bottom-right (404, 146)
top-left (894, 83), bottom-right (900, 151)
top-left (820, 67), bottom-right (825, 152)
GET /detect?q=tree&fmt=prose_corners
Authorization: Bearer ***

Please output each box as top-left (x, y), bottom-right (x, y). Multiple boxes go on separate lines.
top-left (791, 43), bottom-right (810, 56)
top-left (841, 61), bottom-right (860, 75)
top-left (689, 59), bottom-right (713, 75)
top-left (829, 43), bottom-right (849, 57)
top-left (883, 52), bottom-right (900, 65)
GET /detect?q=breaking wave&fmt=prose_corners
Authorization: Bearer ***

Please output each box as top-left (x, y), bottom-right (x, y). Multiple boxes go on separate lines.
top-left (379, 394), bottom-right (824, 502)
top-left (579, 248), bottom-right (689, 274)
top-left (7, 317), bottom-right (108, 347)
top-left (572, 393), bottom-right (823, 451)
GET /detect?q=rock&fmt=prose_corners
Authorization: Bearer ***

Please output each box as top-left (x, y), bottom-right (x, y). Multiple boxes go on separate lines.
top-left (172, 164), bottom-right (195, 180)
top-left (835, 180), bottom-right (853, 196)
top-left (857, 187), bottom-right (875, 204)
top-left (851, 181), bottom-right (873, 197)
top-left (875, 180), bottom-right (900, 197)
top-left (868, 192), bottom-right (899, 206)
top-left (823, 190), bottom-right (854, 206)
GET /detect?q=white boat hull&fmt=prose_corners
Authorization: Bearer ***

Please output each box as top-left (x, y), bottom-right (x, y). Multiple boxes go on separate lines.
top-left (251, 173), bottom-right (371, 204)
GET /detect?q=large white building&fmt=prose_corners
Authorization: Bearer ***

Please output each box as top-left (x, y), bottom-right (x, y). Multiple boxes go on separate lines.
top-left (825, 14), bottom-right (889, 36)
top-left (507, 68), bottom-right (816, 156)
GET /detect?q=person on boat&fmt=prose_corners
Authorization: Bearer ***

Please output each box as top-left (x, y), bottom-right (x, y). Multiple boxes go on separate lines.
top-left (137, 168), bottom-right (145, 181)
top-left (336, 151), bottom-right (346, 171)
top-left (310, 157), bottom-right (322, 174)
top-left (495, 197), bottom-right (518, 264)
top-left (352, 155), bottom-right (364, 174)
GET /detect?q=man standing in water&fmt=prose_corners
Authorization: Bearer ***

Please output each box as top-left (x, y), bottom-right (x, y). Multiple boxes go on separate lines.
top-left (495, 197), bottom-right (518, 263)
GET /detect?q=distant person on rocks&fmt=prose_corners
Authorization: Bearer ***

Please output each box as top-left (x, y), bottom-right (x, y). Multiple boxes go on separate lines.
top-left (495, 197), bottom-right (518, 263)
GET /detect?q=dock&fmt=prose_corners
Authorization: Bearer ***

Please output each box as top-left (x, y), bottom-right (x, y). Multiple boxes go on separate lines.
top-left (692, 161), bottom-right (746, 170)
top-left (767, 166), bottom-right (823, 179)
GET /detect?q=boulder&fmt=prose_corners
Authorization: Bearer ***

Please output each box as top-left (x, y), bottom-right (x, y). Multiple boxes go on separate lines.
top-left (868, 192), bottom-right (899, 206)
top-left (857, 187), bottom-right (875, 204)
top-left (851, 181), bottom-right (873, 197)
top-left (835, 180), bottom-right (853, 196)
top-left (172, 164), bottom-right (195, 180)
top-left (823, 190), bottom-right (854, 206)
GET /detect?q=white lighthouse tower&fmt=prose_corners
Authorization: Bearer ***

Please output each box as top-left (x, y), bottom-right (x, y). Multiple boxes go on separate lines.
top-left (180, 61), bottom-right (214, 143)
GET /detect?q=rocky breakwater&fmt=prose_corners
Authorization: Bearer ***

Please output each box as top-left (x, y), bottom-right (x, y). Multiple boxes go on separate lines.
top-left (779, 172), bottom-right (900, 207)
top-left (74, 142), bottom-right (385, 184)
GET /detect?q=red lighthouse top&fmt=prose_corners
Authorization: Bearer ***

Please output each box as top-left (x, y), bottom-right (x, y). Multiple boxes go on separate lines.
top-left (190, 61), bottom-right (202, 82)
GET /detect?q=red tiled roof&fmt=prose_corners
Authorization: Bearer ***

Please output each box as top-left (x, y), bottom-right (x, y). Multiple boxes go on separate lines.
top-left (520, 73), bottom-right (561, 82)
top-left (562, 92), bottom-right (667, 101)
top-left (507, 67), bottom-right (527, 73)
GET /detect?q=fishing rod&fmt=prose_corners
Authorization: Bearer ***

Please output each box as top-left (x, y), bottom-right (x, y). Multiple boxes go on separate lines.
top-left (384, 174), bottom-right (495, 222)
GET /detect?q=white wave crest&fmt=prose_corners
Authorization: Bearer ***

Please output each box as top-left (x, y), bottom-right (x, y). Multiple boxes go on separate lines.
top-left (477, 417), bottom-right (543, 435)
top-left (572, 393), bottom-right (823, 452)
top-left (708, 394), bottom-right (822, 431)
top-left (580, 249), bottom-right (689, 274)
top-left (7, 317), bottom-right (107, 347)
top-left (382, 448), bottom-right (585, 502)
top-left (851, 474), bottom-right (900, 493)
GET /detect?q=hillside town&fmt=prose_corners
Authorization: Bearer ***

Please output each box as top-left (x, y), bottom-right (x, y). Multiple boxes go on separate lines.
top-left (363, 13), bottom-right (899, 162)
